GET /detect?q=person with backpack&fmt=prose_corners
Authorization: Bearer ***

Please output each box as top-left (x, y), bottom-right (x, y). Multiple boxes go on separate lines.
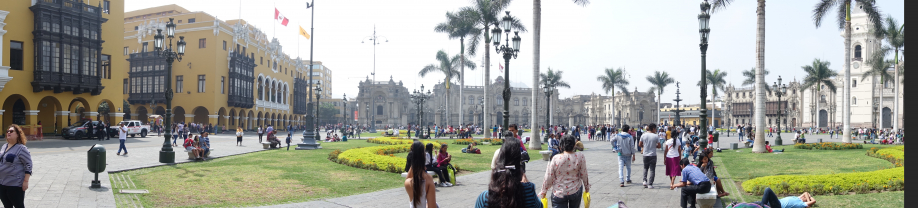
top-left (612, 124), bottom-right (637, 187)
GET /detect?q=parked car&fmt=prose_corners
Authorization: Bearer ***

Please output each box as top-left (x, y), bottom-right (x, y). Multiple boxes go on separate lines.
top-left (109, 120), bottom-right (150, 138)
top-left (62, 120), bottom-right (109, 140)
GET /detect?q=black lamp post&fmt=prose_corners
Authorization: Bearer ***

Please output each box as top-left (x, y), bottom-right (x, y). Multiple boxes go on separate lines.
top-left (411, 85), bottom-right (432, 138)
top-left (492, 11), bottom-right (522, 131)
top-left (543, 85), bottom-right (552, 142)
top-left (697, 0), bottom-right (712, 150)
top-left (153, 18), bottom-right (186, 164)
top-left (314, 85), bottom-right (322, 140)
top-left (343, 94), bottom-right (348, 128)
top-left (479, 100), bottom-right (484, 127)
top-left (774, 76), bottom-right (787, 145)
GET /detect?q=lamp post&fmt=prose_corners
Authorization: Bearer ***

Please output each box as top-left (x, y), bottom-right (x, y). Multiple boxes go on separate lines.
top-left (365, 106), bottom-right (369, 129)
top-left (697, 0), bottom-right (712, 150)
top-left (343, 94), bottom-right (348, 128)
top-left (363, 26), bottom-right (388, 133)
top-left (410, 85), bottom-right (432, 138)
top-left (303, 0), bottom-right (318, 148)
top-left (543, 86), bottom-right (552, 142)
top-left (314, 85), bottom-right (322, 140)
top-left (153, 18), bottom-right (186, 163)
top-left (492, 11), bottom-right (522, 131)
top-left (479, 100), bottom-right (484, 127)
top-left (774, 76), bottom-right (787, 145)
top-left (674, 82), bottom-right (683, 127)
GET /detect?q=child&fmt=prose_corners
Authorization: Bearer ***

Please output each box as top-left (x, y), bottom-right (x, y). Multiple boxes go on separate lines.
top-left (286, 132), bottom-right (292, 150)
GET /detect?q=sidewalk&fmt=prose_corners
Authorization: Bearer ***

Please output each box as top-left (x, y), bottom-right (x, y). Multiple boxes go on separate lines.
top-left (260, 138), bottom-right (682, 208)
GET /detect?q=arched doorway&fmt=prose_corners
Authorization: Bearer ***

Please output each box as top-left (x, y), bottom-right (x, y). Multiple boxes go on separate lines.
top-left (135, 107), bottom-right (149, 124)
top-left (882, 107), bottom-right (892, 128)
top-left (818, 110), bottom-right (828, 128)
top-left (37, 96), bottom-right (62, 134)
top-left (192, 106), bottom-right (209, 124)
top-left (67, 98), bottom-right (91, 124)
top-left (173, 107), bottom-right (186, 123)
top-left (96, 100), bottom-right (115, 124)
top-left (217, 108), bottom-right (226, 126)
top-left (256, 112), bottom-right (263, 127)
top-left (228, 109), bottom-right (237, 129)
top-left (3, 95), bottom-right (30, 126)
top-left (155, 106), bottom-right (165, 116)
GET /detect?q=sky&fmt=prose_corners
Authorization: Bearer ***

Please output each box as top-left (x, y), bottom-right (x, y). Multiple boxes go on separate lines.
top-left (125, 0), bottom-right (904, 104)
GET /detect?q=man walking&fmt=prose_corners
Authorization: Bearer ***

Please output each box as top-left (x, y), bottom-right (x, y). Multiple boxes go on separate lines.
top-left (116, 122), bottom-right (129, 155)
top-left (639, 123), bottom-right (661, 189)
top-left (612, 124), bottom-right (636, 187)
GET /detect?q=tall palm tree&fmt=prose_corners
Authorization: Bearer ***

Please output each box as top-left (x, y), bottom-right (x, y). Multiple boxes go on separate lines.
top-left (597, 67), bottom-right (629, 126)
top-left (862, 50), bottom-right (893, 129)
top-left (874, 15), bottom-right (903, 130)
top-left (435, 9), bottom-right (482, 126)
top-left (459, 0), bottom-right (525, 138)
top-left (812, 0), bottom-right (884, 143)
top-left (532, 0), bottom-right (588, 149)
top-left (540, 68), bottom-right (571, 130)
top-left (711, 0), bottom-right (769, 152)
top-left (698, 69), bottom-right (728, 129)
top-left (419, 50), bottom-right (477, 126)
top-left (646, 71), bottom-right (674, 126)
top-left (801, 59), bottom-right (838, 131)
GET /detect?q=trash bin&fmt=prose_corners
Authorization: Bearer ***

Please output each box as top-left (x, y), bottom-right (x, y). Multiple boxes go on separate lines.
top-left (731, 143), bottom-right (738, 150)
top-left (216, 126), bottom-right (222, 133)
top-left (712, 132), bottom-right (719, 143)
top-left (87, 144), bottom-right (106, 188)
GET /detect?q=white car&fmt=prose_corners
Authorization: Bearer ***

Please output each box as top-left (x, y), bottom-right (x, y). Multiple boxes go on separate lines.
top-left (110, 120), bottom-right (150, 138)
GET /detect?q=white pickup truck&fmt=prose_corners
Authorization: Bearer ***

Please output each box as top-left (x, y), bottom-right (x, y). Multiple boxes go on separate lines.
top-left (110, 120), bottom-right (150, 138)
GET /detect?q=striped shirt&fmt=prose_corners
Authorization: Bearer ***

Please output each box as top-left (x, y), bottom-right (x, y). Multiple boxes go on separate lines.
top-left (474, 182), bottom-right (543, 208)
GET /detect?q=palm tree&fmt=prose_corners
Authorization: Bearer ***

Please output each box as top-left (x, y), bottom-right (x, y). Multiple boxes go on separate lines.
top-left (698, 69), bottom-right (727, 129)
top-left (532, 0), bottom-right (588, 149)
top-left (597, 67), bottom-right (629, 126)
top-left (539, 68), bottom-right (571, 130)
top-left (742, 67), bottom-right (772, 92)
top-left (646, 71), bottom-right (675, 126)
top-left (459, 0), bottom-right (525, 138)
top-left (435, 9), bottom-right (482, 126)
top-left (419, 50), bottom-right (477, 126)
top-left (801, 59), bottom-right (838, 132)
top-left (711, 0), bottom-right (769, 152)
top-left (812, 0), bottom-right (884, 143)
top-left (862, 50), bottom-right (893, 129)
top-left (874, 15), bottom-right (903, 130)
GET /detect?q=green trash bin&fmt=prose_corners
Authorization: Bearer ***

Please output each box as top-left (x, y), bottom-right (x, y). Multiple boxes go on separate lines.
top-left (87, 144), bottom-right (106, 188)
top-left (712, 132), bottom-right (719, 143)
top-left (216, 126), bottom-right (222, 133)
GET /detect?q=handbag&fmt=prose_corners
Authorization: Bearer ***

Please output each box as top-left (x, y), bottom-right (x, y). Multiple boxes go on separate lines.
top-left (582, 192), bottom-right (591, 208)
top-left (540, 197), bottom-right (548, 208)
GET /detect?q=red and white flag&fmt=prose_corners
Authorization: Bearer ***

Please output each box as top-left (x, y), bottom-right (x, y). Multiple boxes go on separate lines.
top-left (275, 8), bottom-right (289, 26)
top-left (498, 63), bottom-right (504, 73)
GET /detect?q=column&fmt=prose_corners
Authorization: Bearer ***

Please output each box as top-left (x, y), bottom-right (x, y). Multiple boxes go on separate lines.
top-left (55, 111), bottom-right (69, 135)
top-left (24, 110), bottom-right (39, 136)
top-left (208, 115), bottom-right (219, 126)
top-left (83, 111), bottom-right (99, 120)
top-left (184, 114), bottom-right (195, 124)
top-left (0, 11), bottom-right (13, 92)
top-left (109, 113), bottom-right (125, 124)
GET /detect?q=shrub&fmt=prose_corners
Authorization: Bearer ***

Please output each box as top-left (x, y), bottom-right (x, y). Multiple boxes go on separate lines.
top-left (794, 142), bottom-right (862, 150)
top-left (453, 139), bottom-right (477, 145)
top-left (329, 139), bottom-right (441, 173)
top-left (742, 167), bottom-right (904, 196)
top-left (481, 138), bottom-right (503, 145)
top-left (868, 146), bottom-right (904, 167)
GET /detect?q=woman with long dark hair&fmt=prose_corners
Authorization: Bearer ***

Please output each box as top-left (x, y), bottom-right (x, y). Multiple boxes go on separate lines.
top-left (475, 135), bottom-right (541, 208)
top-left (539, 134), bottom-right (590, 208)
top-left (425, 143), bottom-right (450, 187)
top-left (404, 141), bottom-right (437, 208)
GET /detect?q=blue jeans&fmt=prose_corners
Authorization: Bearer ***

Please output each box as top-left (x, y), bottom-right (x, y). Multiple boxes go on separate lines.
top-left (618, 154), bottom-right (633, 183)
top-left (172, 134), bottom-right (178, 145)
top-left (550, 187), bottom-right (583, 208)
top-left (117, 139), bottom-right (127, 154)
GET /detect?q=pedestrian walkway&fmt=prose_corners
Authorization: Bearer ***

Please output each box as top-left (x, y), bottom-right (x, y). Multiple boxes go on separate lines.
top-left (260, 138), bottom-right (682, 208)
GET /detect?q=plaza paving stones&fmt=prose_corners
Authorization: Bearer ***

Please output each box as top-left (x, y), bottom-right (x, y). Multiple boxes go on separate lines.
top-left (21, 129), bottom-right (840, 207)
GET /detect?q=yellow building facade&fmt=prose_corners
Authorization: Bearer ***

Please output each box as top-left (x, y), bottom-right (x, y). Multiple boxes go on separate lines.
top-left (1, 0), bottom-right (126, 135)
top-left (123, 4), bottom-right (322, 130)
top-left (658, 106), bottom-right (724, 128)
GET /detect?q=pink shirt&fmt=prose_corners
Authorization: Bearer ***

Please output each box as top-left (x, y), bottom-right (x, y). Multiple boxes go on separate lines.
top-left (540, 152), bottom-right (590, 197)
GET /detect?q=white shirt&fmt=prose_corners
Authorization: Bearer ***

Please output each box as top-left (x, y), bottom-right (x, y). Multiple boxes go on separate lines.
top-left (118, 126), bottom-right (128, 140)
top-left (664, 139), bottom-right (680, 158)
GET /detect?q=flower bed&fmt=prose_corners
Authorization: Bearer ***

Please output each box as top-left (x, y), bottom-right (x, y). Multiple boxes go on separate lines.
top-left (329, 137), bottom-right (448, 173)
top-left (794, 142), bottom-right (863, 150)
top-left (453, 139), bottom-right (477, 145)
top-left (742, 167), bottom-right (905, 196)
top-left (480, 138), bottom-right (503, 145)
top-left (867, 146), bottom-right (904, 167)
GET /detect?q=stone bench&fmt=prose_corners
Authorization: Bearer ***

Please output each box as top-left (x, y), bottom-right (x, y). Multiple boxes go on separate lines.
top-left (184, 148), bottom-right (214, 160)
top-left (262, 142), bottom-right (272, 149)
top-left (696, 184), bottom-right (718, 208)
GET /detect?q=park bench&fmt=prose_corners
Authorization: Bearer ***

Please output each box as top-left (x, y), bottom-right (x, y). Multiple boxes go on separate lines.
top-left (539, 151), bottom-right (552, 161)
top-left (262, 142), bottom-right (272, 149)
top-left (184, 148), bottom-right (214, 160)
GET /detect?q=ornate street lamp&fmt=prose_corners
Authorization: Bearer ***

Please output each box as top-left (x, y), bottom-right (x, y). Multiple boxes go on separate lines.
top-left (314, 85), bottom-right (322, 140)
top-left (774, 76), bottom-right (788, 145)
top-left (410, 84), bottom-right (432, 138)
top-left (492, 11), bottom-right (522, 131)
top-left (153, 18), bottom-right (186, 163)
top-left (697, 0), bottom-right (712, 149)
top-left (343, 94), bottom-right (348, 127)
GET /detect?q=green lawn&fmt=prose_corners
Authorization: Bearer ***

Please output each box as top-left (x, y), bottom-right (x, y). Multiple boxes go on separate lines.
top-left (115, 139), bottom-right (546, 207)
top-left (711, 144), bottom-right (903, 207)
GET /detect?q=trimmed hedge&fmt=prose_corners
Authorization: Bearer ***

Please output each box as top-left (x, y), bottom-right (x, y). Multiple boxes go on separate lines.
top-left (453, 139), bottom-right (477, 145)
top-left (743, 145), bottom-right (905, 196)
top-left (480, 138), bottom-right (503, 145)
top-left (329, 137), bottom-right (452, 173)
top-left (742, 167), bottom-right (905, 196)
top-left (867, 146), bottom-right (904, 167)
top-left (794, 142), bottom-right (863, 150)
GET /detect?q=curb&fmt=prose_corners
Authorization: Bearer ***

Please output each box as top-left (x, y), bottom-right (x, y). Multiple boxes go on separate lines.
top-left (107, 148), bottom-right (271, 173)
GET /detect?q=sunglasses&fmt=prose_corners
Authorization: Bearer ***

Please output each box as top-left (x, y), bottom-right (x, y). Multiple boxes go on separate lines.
top-left (7, 130), bottom-right (15, 134)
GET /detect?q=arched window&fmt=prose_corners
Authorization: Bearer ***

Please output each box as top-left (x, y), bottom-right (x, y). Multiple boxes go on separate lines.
top-left (854, 45), bottom-right (862, 59)
top-left (514, 98), bottom-right (519, 106)
top-left (852, 96), bottom-right (857, 105)
top-left (522, 98), bottom-right (528, 106)
top-left (469, 96), bottom-right (474, 105)
top-left (852, 79), bottom-right (857, 88)
top-left (497, 96), bottom-right (502, 105)
top-left (820, 95), bottom-right (826, 102)
top-left (257, 77), bottom-right (264, 100)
